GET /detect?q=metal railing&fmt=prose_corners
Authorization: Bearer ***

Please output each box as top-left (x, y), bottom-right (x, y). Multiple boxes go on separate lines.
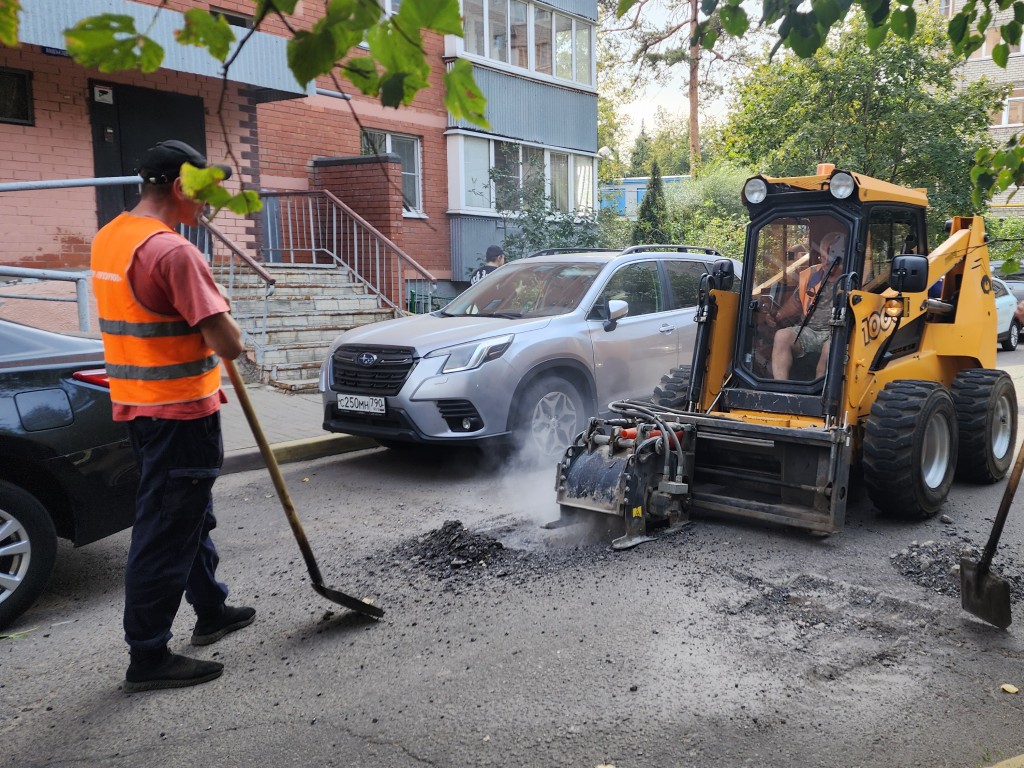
top-left (180, 218), bottom-right (277, 364)
top-left (0, 267), bottom-right (93, 332)
top-left (259, 190), bottom-right (438, 314)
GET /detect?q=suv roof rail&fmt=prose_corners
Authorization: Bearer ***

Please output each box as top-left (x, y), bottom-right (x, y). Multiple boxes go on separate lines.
top-left (525, 247), bottom-right (620, 258)
top-left (620, 244), bottom-right (725, 257)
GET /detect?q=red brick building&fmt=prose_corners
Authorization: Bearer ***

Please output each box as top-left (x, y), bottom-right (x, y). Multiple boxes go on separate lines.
top-left (2, 0), bottom-right (598, 287)
top-left (1, 0), bottom-right (452, 279)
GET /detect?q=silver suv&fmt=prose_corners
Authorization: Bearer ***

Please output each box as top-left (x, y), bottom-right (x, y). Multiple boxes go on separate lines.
top-left (319, 246), bottom-right (740, 456)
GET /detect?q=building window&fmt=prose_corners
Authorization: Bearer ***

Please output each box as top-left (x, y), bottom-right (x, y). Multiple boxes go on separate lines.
top-left (459, 135), bottom-right (594, 213)
top-left (550, 152), bottom-right (570, 212)
top-left (464, 1), bottom-right (594, 86)
top-left (534, 7), bottom-right (552, 75)
top-left (970, 27), bottom-right (1022, 59)
top-left (992, 87), bottom-right (1024, 126)
top-left (464, 136), bottom-right (492, 208)
top-left (361, 129), bottom-right (423, 213)
top-left (211, 7), bottom-right (254, 28)
top-left (0, 68), bottom-right (33, 126)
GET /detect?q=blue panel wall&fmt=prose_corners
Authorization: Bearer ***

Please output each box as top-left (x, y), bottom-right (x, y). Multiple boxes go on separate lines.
top-left (451, 67), bottom-right (597, 153)
top-left (542, 0), bottom-right (598, 21)
top-left (20, 0), bottom-right (307, 96)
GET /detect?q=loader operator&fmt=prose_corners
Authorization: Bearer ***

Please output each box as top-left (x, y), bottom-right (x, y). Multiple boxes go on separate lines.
top-left (91, 140), bottom-right (255, 694)
top-left (768, 231), bottom-right (846, 380)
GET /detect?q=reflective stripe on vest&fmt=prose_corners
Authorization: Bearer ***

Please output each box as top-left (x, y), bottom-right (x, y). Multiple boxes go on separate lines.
top-left (91, 213), bottom-right (222, 407)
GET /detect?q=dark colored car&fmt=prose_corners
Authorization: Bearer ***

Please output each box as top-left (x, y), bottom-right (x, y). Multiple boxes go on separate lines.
top-left (0, 319), bottom-right (138, 629)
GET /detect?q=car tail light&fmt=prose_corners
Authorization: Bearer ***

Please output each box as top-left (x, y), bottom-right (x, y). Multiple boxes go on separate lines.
top-left (73, 368), bottom-right (111, 388)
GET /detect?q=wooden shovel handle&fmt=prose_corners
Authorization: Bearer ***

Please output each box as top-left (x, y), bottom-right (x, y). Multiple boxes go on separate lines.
top-left (223, 358), bottom-right (324, 585)
top-left (982, 437), bottom-right (1024, 569)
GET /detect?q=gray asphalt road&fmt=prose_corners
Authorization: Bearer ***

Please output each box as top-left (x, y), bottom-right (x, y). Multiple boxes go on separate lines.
top-left (4, 353), bottom-right (1024, 768)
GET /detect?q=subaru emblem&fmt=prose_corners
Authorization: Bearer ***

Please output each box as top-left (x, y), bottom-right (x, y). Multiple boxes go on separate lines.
top-left (356, 352), bottom-right (378, 367)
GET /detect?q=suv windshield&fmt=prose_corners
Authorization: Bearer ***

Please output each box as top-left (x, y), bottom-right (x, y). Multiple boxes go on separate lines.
top-left (444, 261), bottom-right (603, 318)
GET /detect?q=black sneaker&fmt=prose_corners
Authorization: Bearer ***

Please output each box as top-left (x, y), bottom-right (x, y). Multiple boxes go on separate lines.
top-left (191, 604), bottom-right (256, 646)
top-left (124, 649), bottom-right (224, 694)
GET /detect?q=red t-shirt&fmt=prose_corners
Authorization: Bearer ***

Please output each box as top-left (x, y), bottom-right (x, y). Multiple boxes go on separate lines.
top-left (112, 231), bottom-right (230, 421)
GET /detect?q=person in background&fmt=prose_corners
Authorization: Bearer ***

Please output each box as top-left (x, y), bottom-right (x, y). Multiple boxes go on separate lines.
top-left (91, 140), bottom-right (254, 694)
top-left (470, 245), bottom-right (506, 284)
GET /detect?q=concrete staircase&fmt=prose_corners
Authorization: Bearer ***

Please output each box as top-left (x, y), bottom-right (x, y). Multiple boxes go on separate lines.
top-left (221, 265), bottom-right (397, 392)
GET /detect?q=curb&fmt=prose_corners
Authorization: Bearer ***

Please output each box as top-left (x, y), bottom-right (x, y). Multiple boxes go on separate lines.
top-left (222, 433), bottom-right (378, 475)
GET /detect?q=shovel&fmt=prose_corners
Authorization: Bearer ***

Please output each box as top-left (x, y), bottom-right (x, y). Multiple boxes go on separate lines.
top-left (224, 358), bottom-right (384, 619)
top-left (960, 439), bottom-right (1021, 629)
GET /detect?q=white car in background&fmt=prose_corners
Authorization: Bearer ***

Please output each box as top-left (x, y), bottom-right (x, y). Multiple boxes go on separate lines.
top-left (993, 276), bottom-right (1019, 351)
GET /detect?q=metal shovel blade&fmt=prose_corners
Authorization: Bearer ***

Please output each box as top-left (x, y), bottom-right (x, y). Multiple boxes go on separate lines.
top-left (313, 582), bottom-right (384, 618)
top-left (960, 557), bottom-right (1012, 630)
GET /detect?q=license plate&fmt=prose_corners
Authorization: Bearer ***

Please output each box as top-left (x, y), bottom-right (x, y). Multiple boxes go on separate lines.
top-left (337, 394), bottom-right (386, 414)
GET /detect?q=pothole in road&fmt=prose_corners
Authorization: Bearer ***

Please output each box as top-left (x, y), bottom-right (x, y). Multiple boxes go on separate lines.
top-left (383, 517), bottom-right (645, 584)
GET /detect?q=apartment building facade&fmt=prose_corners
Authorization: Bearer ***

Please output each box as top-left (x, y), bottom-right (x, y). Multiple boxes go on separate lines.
top-left (949, 0), bottom-right (1024, 215)
top-left (1, 0), bottom-right (599, 284)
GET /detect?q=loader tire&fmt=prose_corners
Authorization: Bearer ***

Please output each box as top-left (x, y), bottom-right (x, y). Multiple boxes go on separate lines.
top-left (862, 380), bottom-right (958, 520)
top-left (951, 369), bottom-right (1017, 483)
top-left (652, 365), bottom-right (692, 408)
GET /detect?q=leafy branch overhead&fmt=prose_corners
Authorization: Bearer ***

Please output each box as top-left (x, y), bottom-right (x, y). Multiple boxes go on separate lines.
top-left (614, 0), bottom-right (1024, 206)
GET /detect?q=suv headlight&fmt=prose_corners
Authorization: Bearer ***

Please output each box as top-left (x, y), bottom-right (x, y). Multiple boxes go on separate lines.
top-left (426, 334), bottom-right (514, 374)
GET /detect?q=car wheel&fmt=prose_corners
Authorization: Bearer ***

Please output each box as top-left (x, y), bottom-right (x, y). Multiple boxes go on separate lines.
top-left (0, 480), bottom-right (57, 630)
top-left (1002, 319), bottom-right (1020, 351)
top-left (952, 369), bottom-right (1017, 483)
top-left (514, 375), bottom-right (586, 460)
top-left (862, 380), bottom-right (958, 520)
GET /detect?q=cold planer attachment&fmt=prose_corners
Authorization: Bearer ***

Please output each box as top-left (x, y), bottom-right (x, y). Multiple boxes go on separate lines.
top-left (555, 402), bottom-right (853, 549)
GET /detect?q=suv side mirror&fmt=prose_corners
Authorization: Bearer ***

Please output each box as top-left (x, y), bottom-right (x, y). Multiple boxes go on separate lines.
top-left (890, 254), bottom-right (929, 293)
top-left (711, 259), bottom-right (735, 291)
top-left (604, 299), bottom-right (628, 332)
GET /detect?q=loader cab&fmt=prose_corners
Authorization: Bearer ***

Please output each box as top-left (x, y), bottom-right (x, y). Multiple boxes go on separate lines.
top-left (726, 169), bottom-right (928, 417)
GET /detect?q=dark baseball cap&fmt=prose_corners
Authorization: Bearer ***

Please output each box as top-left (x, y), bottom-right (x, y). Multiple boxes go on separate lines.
top-left (137, 140), bottom-right (232, 184)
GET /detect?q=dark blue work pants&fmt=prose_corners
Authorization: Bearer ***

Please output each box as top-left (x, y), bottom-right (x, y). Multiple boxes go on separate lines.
top-left (123, 412), bottom-right (229, 652)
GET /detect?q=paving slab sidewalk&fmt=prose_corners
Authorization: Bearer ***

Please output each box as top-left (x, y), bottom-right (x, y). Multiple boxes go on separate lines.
top-left (219, 378), bottom-right (378, 473)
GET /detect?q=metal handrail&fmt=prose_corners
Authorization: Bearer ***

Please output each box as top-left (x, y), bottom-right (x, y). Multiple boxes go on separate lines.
top-left (259, 189), bottom-right (437, 313)
top-left (0, 267), bottom-right (92, 332)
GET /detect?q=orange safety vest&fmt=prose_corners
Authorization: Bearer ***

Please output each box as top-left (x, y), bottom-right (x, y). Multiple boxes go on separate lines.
top-left (91, 213), bottom-right (221, 407)
top-left (797, 264), bottom-right (829, 314)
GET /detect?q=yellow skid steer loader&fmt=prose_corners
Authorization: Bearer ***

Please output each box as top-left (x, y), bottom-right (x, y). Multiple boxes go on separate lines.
top-left (555, 165), bottom-right (1017, 549)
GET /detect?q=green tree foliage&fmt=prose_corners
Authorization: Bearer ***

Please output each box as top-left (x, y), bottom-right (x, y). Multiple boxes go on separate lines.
top-left (720, 11), bottom-right (1004, 235)
top-left (611, 0), bottom-right (1024, 205)
top-left (987, 216), bottom-right (1024, 269)
top-left (648, 110), bottom-right (692, 176)
top-left (597, 4), bottom-right (630, 184)
top-left (632, 160), bottom-right (669, 244)
top-left (489, 156), bottom-right (601, 262)
top-left (628, 124), bottom-right (653, 177)
top-left (663, 162), bottom-right (749, 259)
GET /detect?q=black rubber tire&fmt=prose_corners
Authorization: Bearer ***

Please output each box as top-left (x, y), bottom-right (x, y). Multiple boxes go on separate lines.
top-left (862, 380), bottom-right (958, 520)
top-left (652, 365), bottom-right (692, 408)
top-left (952, 369), bottom-right (1017, 483)
top-left (1002, 319), bottom-right (1020, 351)
top-left (514, 375), bottom-right (586, 460)
top-left (0, 480), bottom-right (58, 630)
